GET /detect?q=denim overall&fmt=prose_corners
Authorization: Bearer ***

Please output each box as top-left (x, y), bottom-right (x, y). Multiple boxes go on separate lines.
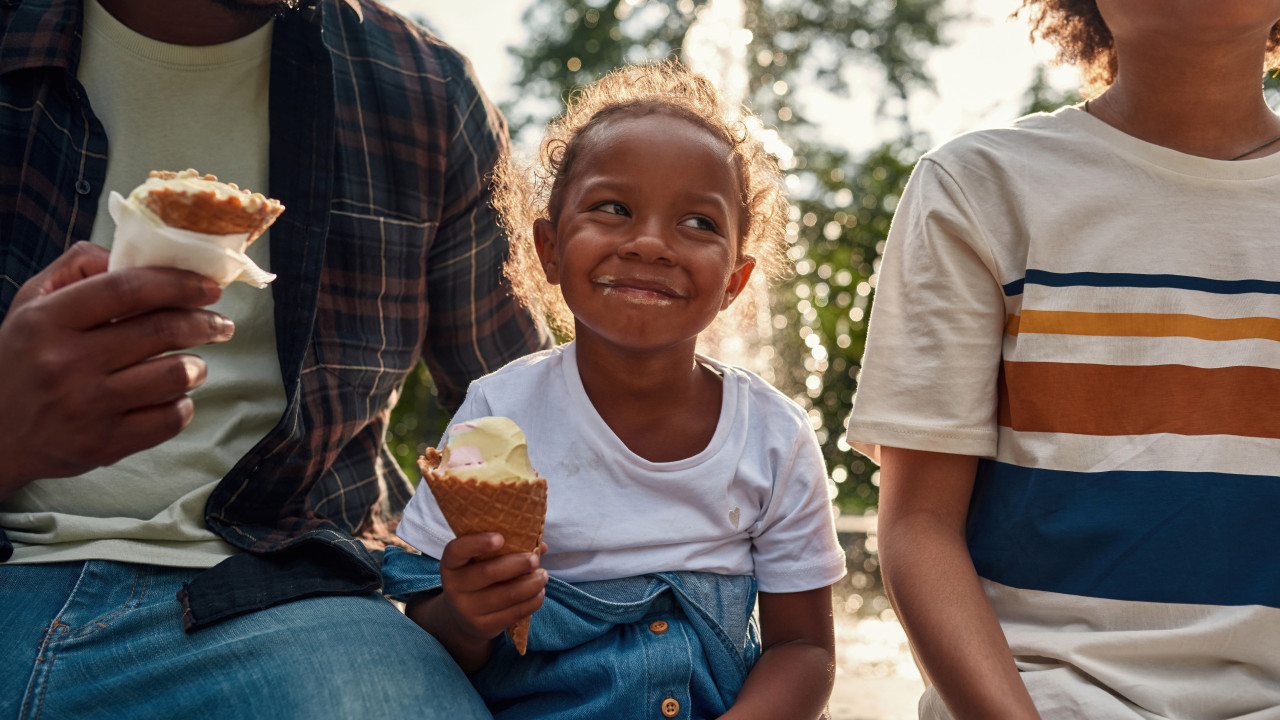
top-left (383, 547), bottom-right (762, 719)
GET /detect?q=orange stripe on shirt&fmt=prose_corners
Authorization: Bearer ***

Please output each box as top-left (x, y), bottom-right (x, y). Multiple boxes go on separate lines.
top-left (997, 361), bottom-right (1280, 438)
top-left (1005, 310), bottom-right (1280, 341)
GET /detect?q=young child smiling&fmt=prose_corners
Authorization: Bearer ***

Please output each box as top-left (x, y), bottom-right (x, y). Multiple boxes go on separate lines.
top-left (386, 61), bottom-right (846, 720)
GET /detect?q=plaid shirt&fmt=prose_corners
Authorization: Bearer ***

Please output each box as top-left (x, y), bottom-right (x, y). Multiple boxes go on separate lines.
top-left (0, 0), bottom-right (548, 630)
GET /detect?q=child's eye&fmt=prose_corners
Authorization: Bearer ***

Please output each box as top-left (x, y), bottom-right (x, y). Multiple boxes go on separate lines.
top-left (593, 201), bottom-right (630, 216)
top-left (681, 216), bottom-right (718, 233)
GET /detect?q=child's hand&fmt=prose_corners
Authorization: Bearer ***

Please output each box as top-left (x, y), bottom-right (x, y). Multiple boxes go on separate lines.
top-left (438, 532), bottom-right (548, 646)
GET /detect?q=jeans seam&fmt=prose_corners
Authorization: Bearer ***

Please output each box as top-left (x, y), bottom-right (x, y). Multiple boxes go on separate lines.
top-left (52, 565), bottom-right (150, 640)
top-left (20, 563), bottom-right (152, 720)
top-left (19, 562), bottom-right (91, 720)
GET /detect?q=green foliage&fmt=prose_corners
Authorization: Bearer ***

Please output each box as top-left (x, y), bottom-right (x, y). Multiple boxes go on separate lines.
top-left (506, 0), bottom-right (953, 139)
top-left (388, 0), bottom-right (1077, 510)
top-left (387, 363), bottom-right (450, 486)
top-left (1022, 65), bottom-right (1081, 115)
top-left (497, 0), bottom-right (954, 512)
top-left (774, 141), bottom-right (917, 511)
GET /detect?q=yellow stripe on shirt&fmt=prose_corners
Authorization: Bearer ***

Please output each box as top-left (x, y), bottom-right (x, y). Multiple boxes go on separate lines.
top-left (1005, 310), bottom-right (1280, 342)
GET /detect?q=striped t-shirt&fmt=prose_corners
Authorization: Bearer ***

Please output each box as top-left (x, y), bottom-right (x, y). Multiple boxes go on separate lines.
top-left (848, 106), bottom-right (1280, 718)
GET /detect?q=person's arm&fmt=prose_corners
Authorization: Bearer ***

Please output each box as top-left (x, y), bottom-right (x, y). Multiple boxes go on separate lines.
top-left (0, 242), bottom-right (232, 499)
top-left (720, 586), bottom-right (835, 720)
top-left (876, 445), bottom-right (1040, 719)
top-left (420, 46), bottom-right (548, 411)
top-left (404, 532), bottom-right (547, 673)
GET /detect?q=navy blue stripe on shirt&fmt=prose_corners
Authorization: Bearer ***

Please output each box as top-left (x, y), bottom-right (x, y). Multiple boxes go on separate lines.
top-left (1001, 270), bottom-right (1280, 297)
top-left (966, 460), bottom-right (1280, 608)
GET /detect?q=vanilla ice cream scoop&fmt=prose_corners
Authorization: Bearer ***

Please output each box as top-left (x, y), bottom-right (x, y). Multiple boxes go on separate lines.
top-left (439, 416), bottom-right (538, 483)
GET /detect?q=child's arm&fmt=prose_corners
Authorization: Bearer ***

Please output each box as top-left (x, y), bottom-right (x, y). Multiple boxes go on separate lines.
top-left (404, 532), bottom-right (548, 673)
top-left (720, 586), bottom-right (835, 720)
top-left (876, 446), bottom-right (1041, 719)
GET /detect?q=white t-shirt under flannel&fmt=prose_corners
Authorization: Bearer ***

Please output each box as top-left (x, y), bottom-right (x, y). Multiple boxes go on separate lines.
top-left (398, 342), bottom-right (846, 593)
top-left (848, 106), bottom-right (1280, 719)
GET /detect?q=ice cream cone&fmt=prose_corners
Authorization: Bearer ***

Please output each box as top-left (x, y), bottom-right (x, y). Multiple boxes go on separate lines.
top-left (137, 169), bottom-right (284, 244)
top-left (419, 447), bottom-right (547, 654)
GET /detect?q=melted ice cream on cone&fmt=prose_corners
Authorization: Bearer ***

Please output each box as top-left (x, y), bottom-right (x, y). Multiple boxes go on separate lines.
top-left (419, 417), bottom-right (547, 655)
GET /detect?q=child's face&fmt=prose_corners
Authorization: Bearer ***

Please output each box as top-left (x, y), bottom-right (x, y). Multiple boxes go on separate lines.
top-left (534, 112), bottom-right (754, 355)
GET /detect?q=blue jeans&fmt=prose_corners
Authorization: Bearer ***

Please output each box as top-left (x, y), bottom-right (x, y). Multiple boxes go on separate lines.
top-left (0, 560), bottom-right (492, 720)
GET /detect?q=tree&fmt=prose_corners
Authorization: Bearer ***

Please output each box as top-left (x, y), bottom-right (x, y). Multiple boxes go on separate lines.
top-left (389, 0), bottom-right (1079, 512)
top-left (500, 0), bottom-right (953, 511)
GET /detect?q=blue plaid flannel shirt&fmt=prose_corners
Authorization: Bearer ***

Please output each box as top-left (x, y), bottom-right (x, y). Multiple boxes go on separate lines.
top-left (0, 0), bottom-right (548, 630)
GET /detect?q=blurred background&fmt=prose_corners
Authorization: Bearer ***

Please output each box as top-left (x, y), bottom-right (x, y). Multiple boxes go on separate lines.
top-left (381, 1), bottom-right (1081, 716)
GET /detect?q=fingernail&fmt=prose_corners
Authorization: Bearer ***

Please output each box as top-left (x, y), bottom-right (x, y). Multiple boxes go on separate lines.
top-left (528, 553), bottom-right (540, 569)
top-left (202, 279), bottom-right (223, 302)
top-left (215, 316), bottom-right (235, 341)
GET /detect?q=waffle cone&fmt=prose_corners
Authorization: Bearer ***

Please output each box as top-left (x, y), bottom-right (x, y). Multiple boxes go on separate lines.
top-left (419, 452), bottom-right (547, 654)
top-left (139, 170), bottom-right (284, 244)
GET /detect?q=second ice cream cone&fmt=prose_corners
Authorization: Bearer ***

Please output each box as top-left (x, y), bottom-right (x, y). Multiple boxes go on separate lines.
top-left (418, 420), bottom-right (547, 655)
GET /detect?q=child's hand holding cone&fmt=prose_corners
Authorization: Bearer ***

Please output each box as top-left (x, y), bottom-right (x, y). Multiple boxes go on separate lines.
top-left (433, 533), bottom-right (548, 658)
top-left (419, 417), bottom-right (548, 655)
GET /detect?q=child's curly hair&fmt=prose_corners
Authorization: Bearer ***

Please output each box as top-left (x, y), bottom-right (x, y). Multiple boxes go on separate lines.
top-left (1016, 1), bottom-right (1280, 98)
top-left (495, 60), bottom-right (789, 339)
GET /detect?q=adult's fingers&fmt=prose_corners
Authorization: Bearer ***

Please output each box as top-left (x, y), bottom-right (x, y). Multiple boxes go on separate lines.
top-left (106, 398), bottom-right (197, 462)
top-left (38, 265), bottom-right (223, 331)
top-left (97, 354), bottom-right (208, 415)
top-left (87, 308), bottom-right (234, 372)
top-left (60, 396), bottom-right (196, 470)
top-left (14, 242), bottom-right (110, 305)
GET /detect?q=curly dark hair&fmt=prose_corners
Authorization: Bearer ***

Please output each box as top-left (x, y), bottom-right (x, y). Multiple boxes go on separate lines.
top-left (494, 60), bottom-right (790, 339)
top-left (1016, 1), bottom-right (1280, 97)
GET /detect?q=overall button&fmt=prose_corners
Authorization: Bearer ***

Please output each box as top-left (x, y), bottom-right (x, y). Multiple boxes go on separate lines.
top-left (661, 697), bottom-right (680, 717)
top-left (74, 179), bottom-right (91, 195)
top-left (649, 620), bottom-right (668, 635)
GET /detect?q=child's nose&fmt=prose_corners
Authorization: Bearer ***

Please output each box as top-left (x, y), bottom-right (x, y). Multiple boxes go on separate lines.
top-left (618, 220), bottom-right (675, 264)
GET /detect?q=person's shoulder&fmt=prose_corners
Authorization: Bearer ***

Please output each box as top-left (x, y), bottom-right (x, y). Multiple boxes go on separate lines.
top-left (321, 0), bottom-right (471, 77)
top-left (922, 106), bottom-right (1088, 170)
top-left (705, 357), bottom-right (810, 429)
top-left (474, 345), bottom-right (565, 386)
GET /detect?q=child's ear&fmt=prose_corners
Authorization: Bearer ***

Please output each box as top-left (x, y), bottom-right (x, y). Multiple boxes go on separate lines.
top-left (721, 255), bottom-right (756, 310)
top-left (533, 218), bottom-right (561, 285)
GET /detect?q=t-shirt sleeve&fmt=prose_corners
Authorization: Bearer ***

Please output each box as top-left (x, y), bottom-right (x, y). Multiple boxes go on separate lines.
top-left (750, 415), bottom-right (847, 593)
top-left (395, 384), bottom-right (495, 557)
top-left (845, 157), bottom-right (1007, 459)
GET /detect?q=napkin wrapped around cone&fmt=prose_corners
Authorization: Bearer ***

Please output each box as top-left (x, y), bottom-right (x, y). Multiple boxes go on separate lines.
top-left (107, 169), bottom-right (283, 288)
top-left (418, 417), bottom-right (547, 654)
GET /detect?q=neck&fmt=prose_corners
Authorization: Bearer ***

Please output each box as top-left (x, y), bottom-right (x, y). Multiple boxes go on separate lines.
top-left (572, 336), bottom-right (723, 463)
top-left (1090, 39), bottom-right (1280, 159)
top-left (95, 0), bottom-right (278, 46)
top-left (574, 337), bottom-right (703, 411)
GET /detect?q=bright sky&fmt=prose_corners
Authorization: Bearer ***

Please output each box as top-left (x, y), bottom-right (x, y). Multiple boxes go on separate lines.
top-left (386, 0), bottom-right (1078, 155)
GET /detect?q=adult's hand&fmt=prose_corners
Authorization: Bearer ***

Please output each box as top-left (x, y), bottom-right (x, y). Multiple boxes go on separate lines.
top-left (0, 242), bottom-right (235, 499)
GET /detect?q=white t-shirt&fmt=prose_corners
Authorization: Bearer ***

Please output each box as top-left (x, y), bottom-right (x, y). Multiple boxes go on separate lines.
top-left (398, 342), bottom-right (847, 593)
top-left (848, 106), bottom-right (1280, 718)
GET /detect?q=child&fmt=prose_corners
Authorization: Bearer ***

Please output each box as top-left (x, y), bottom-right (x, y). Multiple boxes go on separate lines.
top-left (847, 2), bottom-right (1280, 718)
top-left (385, 61), bottom-right (847, 719)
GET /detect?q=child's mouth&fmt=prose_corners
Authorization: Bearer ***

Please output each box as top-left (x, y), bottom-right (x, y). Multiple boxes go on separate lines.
top-left (594, 275), bottom-right (684, 305)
